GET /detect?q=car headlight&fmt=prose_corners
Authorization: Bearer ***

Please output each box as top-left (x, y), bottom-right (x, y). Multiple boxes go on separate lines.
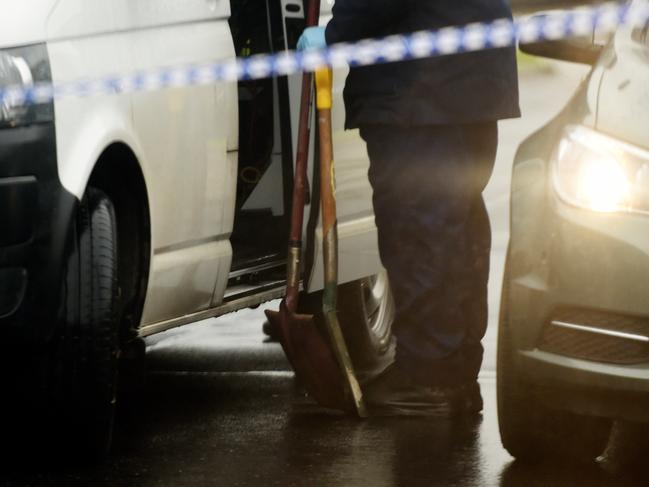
top-left (0, 44), bottom-right (53, 129)
top-left (552, 125), bottom-right (649, 214)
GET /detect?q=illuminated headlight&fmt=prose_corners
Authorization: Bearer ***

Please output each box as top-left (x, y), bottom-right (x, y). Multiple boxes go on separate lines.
top-left (0, 44), bottom-right (53, 129)
top-left (552, 126), bottom-right (649, 214)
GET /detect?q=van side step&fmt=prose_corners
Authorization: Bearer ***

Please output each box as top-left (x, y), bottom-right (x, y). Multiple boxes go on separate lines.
top-left (139, 284), bottom-right (286, 337)
top-left (228, 256), bottom-right (286, 279)
top-left (224, 279), bottom-right (286, 302)
top-left (225, 256), bottom-right (287, 303)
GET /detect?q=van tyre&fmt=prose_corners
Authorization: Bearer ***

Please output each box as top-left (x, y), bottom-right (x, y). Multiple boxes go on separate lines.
top-left (43, 187), bottom-right (120, 459)
top-left (301, 271), bottom-right (395, 379)
top-left (497, 256), bottom-right (610, 464)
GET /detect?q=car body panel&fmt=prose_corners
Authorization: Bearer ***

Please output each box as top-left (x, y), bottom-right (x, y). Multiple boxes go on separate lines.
top-left (0, 123), bottom-right (77, 346)
top-left (519, 350), bottom-right (649, 422)
top-left (127, 20), bottom-right (237, 323)
top-left (0, 1), bottom-right (56, 48)
top-left (46, 0), bottom-right (238, 325)
top-left (507, 7), bottom-right (649, 421)
top-left (508, 58), bottom-right (603, 348)
top-left (596, 25), bottom-right (649, 150)
top-left (46, 0), bottom-right (231, 42)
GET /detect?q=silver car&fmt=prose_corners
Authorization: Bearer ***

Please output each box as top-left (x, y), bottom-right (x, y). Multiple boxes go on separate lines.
top-left (498, 0), bottom-right (649, 463)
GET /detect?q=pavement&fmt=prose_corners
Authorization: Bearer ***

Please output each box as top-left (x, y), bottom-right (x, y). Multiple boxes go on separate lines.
top-left (3, 60), bottom-right (647, 486)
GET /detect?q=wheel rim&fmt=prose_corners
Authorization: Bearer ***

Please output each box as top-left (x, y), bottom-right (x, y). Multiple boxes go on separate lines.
top-left (360, 270), bottom-right (394, 352)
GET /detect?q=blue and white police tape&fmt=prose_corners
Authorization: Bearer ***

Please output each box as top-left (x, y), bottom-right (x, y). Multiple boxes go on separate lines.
top-left (2, 1), bottom-right (649, 109)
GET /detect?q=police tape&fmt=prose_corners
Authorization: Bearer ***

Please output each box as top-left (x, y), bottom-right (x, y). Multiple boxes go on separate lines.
top-left (2, 1), bottom-right (649, 108)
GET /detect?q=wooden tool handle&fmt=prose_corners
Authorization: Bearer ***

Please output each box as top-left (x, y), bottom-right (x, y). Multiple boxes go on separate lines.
top-left (315, 68), bottom-right (336, 256)
top-left (315, 67), bottom-right (368, 418)
top-left (284, 0), bottom-right (322, 311)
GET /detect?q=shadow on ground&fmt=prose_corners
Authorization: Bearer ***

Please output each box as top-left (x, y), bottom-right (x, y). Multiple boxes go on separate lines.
top-left (1, 371), bottom-right (645, 487)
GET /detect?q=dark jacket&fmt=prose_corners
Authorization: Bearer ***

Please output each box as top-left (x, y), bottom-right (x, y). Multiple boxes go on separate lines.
top-left (325, 0), bottom-right (521, 128)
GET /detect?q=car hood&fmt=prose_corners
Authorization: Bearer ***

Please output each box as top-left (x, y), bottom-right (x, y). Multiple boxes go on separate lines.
top-left (0, 1), bottom-right (57, 48)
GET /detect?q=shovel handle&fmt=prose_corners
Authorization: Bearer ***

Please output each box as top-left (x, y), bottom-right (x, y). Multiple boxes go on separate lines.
top-left (285, 0), bottom-right (322, 311)
top-left (315, 68), bottom-right (368, 418)
top-left (315, 68), bottom-right (336, 257)
top-left (315, 68), bottom-right (333, 111)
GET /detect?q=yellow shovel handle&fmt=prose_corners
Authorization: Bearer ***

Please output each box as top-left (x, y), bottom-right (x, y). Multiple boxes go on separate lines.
top-left (315, 68), bottom-right (333, 110)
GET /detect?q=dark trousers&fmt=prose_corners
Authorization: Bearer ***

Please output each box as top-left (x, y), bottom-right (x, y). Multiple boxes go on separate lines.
top-left (359, 123), bottom-right (498, 387)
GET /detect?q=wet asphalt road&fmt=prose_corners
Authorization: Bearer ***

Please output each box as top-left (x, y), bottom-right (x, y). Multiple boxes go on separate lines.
top-left (3, 61), bottom-right (647, 486)
top-left (1, 325), bottom-right (644, 487)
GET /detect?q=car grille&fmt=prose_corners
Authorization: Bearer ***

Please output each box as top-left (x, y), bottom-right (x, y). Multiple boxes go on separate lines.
top-left (538, 308), bottom-right (649, 365)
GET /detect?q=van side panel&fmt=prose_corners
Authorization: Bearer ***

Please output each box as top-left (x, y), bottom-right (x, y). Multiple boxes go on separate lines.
top-left (0, 1), bottom-right (55, 47)
top-left (130, 20), bottom-right (237, 324)
top-left (47, 0), bottom-right (238, 325)
top-left (46, 0), bottom-right (231, 41)
top-left (48, 34), bottom-right (135, 202)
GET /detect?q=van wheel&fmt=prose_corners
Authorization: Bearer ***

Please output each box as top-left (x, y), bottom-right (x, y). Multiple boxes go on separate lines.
top-left (44, 187), bottom-right (120, 458)
top-left (497, 255), bottom-right (609, 464)
top-left (301, 271), bottom-right (395, 378)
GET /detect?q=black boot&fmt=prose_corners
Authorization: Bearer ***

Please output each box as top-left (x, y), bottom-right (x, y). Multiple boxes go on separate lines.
top-left (363, 365), bottom-right (482, 417)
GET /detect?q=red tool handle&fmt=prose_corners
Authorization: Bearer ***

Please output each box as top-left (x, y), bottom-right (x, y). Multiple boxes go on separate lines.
top-left (285, 0), bottom-right (322, 312)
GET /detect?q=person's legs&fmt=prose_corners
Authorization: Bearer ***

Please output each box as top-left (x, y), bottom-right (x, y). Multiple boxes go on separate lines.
top-left (360, 123), bottom-right (497, 394)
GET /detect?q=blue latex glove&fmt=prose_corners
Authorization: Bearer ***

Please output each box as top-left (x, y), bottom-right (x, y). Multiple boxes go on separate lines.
top-left (297, 26), bottom-right (327, 51)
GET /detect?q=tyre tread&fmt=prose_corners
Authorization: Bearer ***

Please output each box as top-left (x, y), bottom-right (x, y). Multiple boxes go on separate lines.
top-left (44, 187), bottom-right (120, 458)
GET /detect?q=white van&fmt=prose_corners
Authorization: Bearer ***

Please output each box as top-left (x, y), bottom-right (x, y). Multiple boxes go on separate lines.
top-left (0, 0), bottom-right (393, 456)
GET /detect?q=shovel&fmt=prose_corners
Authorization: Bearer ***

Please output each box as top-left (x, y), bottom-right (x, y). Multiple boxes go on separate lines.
top-left (313, 67), bottom-right (367, 417)
top-left (264, 5), bottom-right (366, 416)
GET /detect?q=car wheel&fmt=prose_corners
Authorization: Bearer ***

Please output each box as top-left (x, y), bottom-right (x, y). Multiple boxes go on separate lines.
top-left (497, 253), bottom-right (610, 464)
top-left (43, 187), bottom-right (120, 458)
top-left (301, 271), bottom-right (395, 379)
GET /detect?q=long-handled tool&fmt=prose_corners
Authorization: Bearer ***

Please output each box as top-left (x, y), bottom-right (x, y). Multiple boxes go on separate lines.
top-left (264, 0), bottom-right (365, 416)
top-left (314, 68), bottom-right (367, 417)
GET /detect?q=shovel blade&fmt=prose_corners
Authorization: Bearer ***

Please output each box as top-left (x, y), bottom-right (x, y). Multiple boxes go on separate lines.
top-left (265, 301), bottom-right (351, 412)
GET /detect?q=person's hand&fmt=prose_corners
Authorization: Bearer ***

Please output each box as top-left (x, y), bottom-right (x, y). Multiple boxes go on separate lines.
top-left (297, 26), bottom-right (326, 51)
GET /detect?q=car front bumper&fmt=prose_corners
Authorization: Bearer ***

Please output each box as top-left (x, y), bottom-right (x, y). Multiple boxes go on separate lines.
top-left (507, 150), bottom-right (649, 421)
top-left (0, 123), bottom-right (77, 347)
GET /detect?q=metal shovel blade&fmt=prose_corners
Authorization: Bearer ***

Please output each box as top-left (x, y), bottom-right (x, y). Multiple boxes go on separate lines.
top-left (265, 304), bottom-right (353, 412)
